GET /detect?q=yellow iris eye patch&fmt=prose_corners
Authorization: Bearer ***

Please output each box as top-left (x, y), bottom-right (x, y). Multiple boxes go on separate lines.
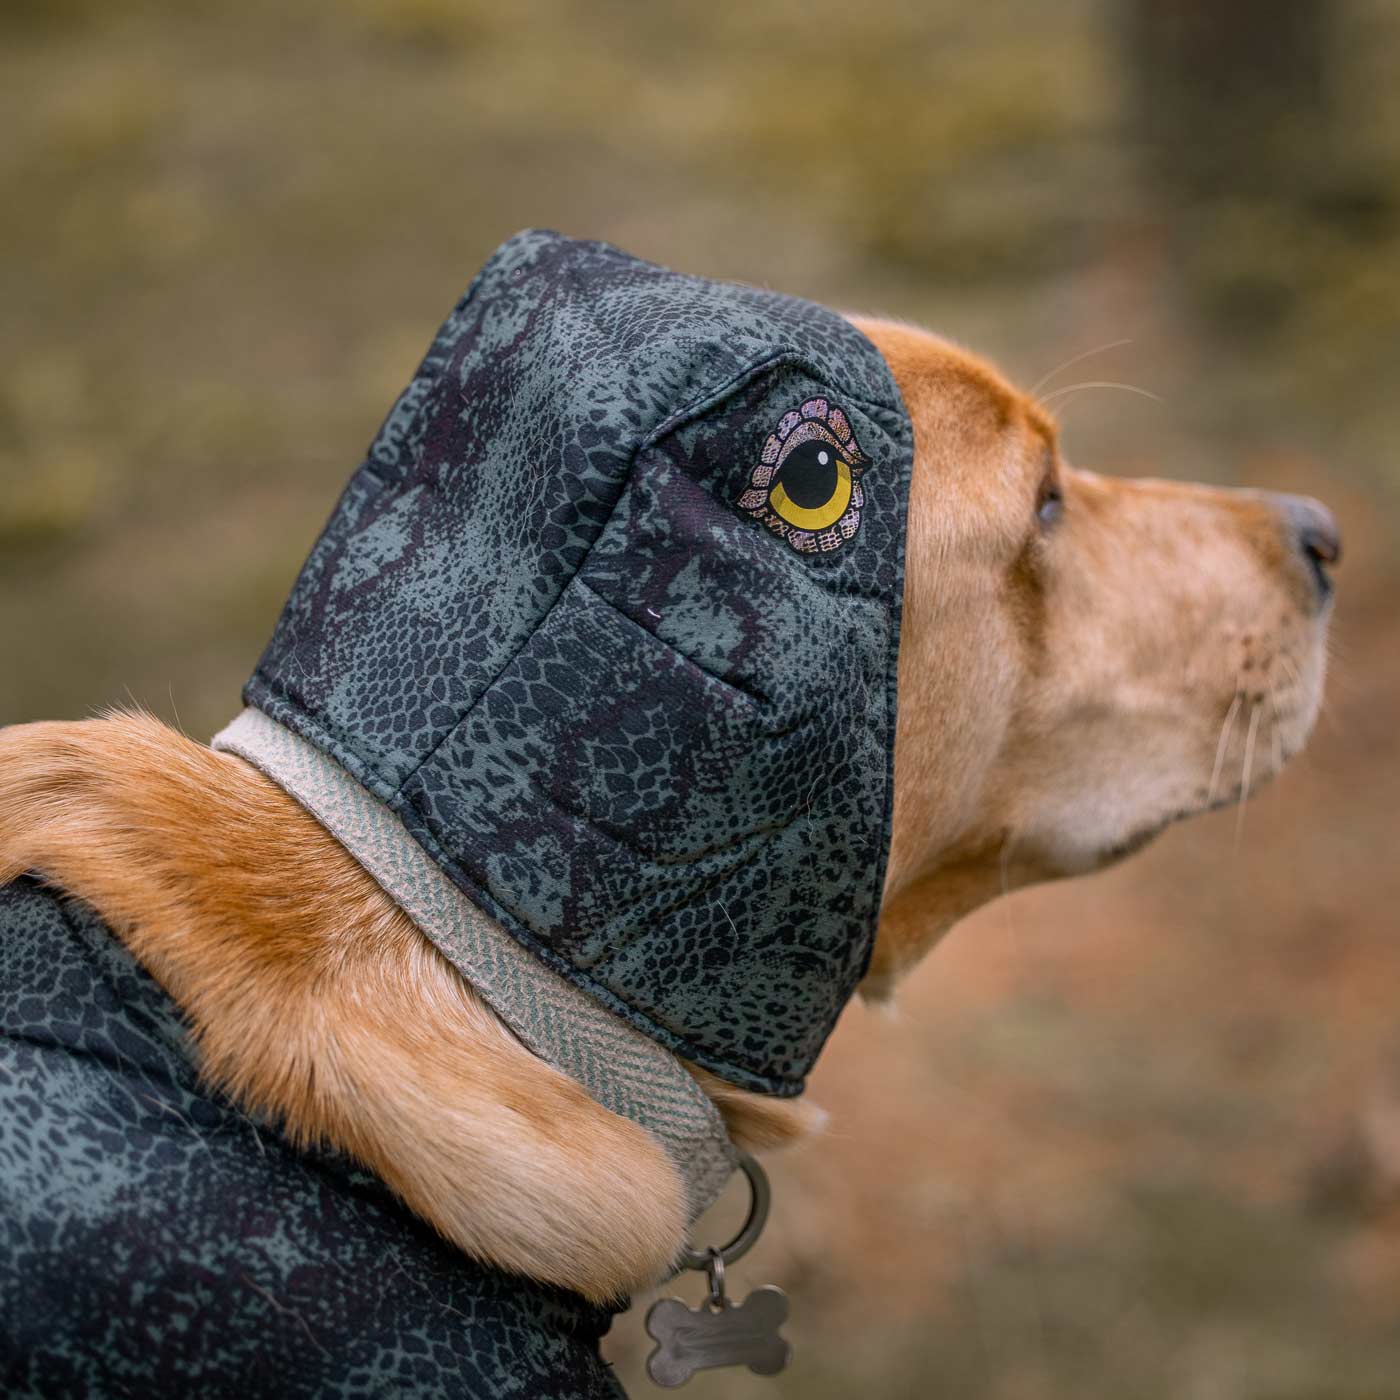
top-left (736, 397), bottom-right (869, 554)
top-left (768, 442), bottom-right (853, 531)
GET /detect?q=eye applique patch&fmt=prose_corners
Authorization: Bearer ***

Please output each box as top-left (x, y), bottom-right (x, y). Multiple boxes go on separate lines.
top-left (737, 398), bottom-right (868, 554)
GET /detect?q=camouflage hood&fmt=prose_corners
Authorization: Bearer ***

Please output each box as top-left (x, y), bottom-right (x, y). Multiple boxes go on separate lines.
top-left (224, 230), bottom-right (913, 1098)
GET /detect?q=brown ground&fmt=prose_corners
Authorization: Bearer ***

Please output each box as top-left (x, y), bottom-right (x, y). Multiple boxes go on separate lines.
top-left (3, 3), bottom-right (1398, 1396)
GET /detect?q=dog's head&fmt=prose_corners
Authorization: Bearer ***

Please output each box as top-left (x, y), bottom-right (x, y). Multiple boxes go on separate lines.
top-left (192, 229), bottom-right (1337, 1107)
top-left (859, 319), bottom-right (1337, 993)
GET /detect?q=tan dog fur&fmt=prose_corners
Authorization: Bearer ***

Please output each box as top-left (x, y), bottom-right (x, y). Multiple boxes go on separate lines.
top-left (0, 321), bottom-right (1333, 1304)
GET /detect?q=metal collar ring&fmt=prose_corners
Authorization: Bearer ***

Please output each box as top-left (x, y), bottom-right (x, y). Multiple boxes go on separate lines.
top-left (679, 1151), bottom-right (771, 1273)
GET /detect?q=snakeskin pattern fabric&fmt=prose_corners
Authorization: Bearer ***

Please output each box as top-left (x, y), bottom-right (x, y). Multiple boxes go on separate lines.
top-left (245, 230), bottom-right (914, 1094)
top-left (0, 877), bottom-right (625, 1399)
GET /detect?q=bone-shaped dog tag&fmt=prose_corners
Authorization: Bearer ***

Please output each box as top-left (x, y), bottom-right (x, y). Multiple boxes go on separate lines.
top-left (645, 1285), bottom-right (791, 1387)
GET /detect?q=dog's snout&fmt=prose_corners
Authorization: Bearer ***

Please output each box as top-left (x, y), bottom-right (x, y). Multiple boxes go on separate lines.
top-left (1267, 492), bottom-right (1341, 603)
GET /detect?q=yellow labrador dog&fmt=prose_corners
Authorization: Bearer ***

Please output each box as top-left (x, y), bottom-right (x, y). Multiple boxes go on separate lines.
top-left (0, 315), bottom-right (1336, 1327)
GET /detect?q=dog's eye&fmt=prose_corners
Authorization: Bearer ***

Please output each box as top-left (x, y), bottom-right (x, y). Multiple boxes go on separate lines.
top-left (768, 439), bottom-right (855, 532)
top-left (1037, 481), bottom-right (1064, 528)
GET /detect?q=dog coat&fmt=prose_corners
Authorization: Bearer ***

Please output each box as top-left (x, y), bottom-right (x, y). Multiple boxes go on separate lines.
top-left (221, 230), bottom-right (914, 1114)
top-left (1, 234), bottom-right (914, 1397)
top-left (0, 877), bottom-right (624, 1399)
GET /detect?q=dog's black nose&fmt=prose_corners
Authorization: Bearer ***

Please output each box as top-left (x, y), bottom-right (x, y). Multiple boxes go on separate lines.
top-left (1278, 493), bottom-right (1341, 601)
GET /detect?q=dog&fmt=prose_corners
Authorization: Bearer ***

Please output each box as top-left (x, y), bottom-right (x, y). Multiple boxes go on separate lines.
top-left (0, 234), bottom-right (1337, 1396)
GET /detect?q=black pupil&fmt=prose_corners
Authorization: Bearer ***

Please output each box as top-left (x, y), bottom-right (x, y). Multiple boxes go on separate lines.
top-left (776, 440), bottom-right (840, 508)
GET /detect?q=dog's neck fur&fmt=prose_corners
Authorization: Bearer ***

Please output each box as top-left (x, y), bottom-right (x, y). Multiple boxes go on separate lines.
top-left (0, 711), bottom-right (818, 1303)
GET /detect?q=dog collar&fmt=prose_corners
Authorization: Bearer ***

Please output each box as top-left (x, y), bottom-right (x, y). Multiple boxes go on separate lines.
top-left (213, 704), bottom-right (737, 1219)
top-left (231, 229), bottom-right (914, 1102)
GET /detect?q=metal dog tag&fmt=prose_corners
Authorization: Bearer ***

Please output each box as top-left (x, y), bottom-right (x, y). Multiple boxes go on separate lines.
top-left (646, 1153), bottom-right (791, 1387)
top-left (645, 1284), bottom-right (791, 1387)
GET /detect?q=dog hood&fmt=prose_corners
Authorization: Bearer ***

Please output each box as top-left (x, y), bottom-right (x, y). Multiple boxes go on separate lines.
top-left (227, 230), bottom-right (913, 1098)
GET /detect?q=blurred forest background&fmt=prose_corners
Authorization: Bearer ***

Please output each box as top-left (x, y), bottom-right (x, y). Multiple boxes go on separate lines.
top-left (3, 1), bottom-right (1399, 1396)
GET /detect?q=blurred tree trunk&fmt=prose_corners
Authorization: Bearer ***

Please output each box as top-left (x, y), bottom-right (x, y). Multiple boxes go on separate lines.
top-left (1126, 0), bottom-right (1333, 204)
top-left (1124, 0), bottom-right (1348, 334)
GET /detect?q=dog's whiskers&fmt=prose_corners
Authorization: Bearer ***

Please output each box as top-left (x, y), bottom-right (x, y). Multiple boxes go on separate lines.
top-left (1207, 691), bottom-right (1243, 807)
top-left (1269, 687), bottom-right (1286, 775)
top-left (1037, 380), bottom-right (1164, 411)
top-left (1029, 339), bottom-right (1134, 400)
top-left (1233, 700), bottom-right (1264, 856)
